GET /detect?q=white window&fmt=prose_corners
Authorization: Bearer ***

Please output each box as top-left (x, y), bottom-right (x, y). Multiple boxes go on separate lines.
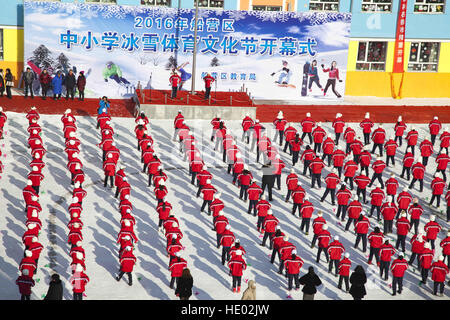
top-left (414, 0), bottom-right (445, 13)
top-left (356, 41), bottom-right (388, 71)
top-left (197, 0), bottom-right (224, 8)
top-left (0, 29), bottom-right (3, 61)
top-left (408, 42), bottom-right (440, 71)
top-left (252, 5), bottom-right (282, 11)
top-left (361, 0), bottom-right (392, 12)
top-left (309, 0), bottom-right (339, 11)
top-left (86, 0), bottom-right (117, 4)
top-left (141, 0), bottom-right (171, 6)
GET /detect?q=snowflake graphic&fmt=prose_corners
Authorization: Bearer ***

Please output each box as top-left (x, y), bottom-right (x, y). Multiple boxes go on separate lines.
top-left (79, 6), bottom-right (99, 20)
top-left (100, 5), bottom-right (127, 20)
top-left (225, 10), bottom-right (247, 21)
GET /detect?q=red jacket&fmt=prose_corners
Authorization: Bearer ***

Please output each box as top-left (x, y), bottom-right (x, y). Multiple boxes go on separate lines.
top-left (301, 149), bottom-right (316, 162)
top-left (169, 258), bottom-right (187, 277)
top-left (336, 188), bottom-right (352, 205)
top-left (402, 152), bottom-right (414, 168)
top-left (290, 139), bottom-right (302, 152)
top-left (325, 173), bottom-right (340, 189)
top-left (391, 258), bottom-right (408, 277)
top-left (284, 255), bottom-right (304, 274)
top-left (309, 157), bottom-right (325, 174)
top-left (242, 116), bottom-right (254, 132)
top-left (429, 119), bottom-right (442, 135)
top-left (411, 162), bottom-right (425, 179)
top-left (436, 153), bottom-right (450, 171)
top-left (286, 173), bottom-right (298, 191)
top-left (338, 258), bottom-right (351, 276)
top-left (379, 243), bottom-right (396, 262)
top-left (70, 272), bottom-right (90, 293)
top-left (368, 232), bottom-right (384, 248)
top-left (386, 177), bottom-right (399, 196)
top-left (201, 184), bottom-right (216, 201)
top-left (384, 139), bottom-right (398, 156)
top-left (332, 149), bottom-right (346, 167)
top-left (440, 236), bottom-right (450, 256)
top-left (273, 118), bottom-right (287, 131)
top-left (120, 251), bottom-right (137, 272)
top-left (19, 257), bottom-right (37, 276)
top-left (397, 191), bottom-right (412, 210)
top-left (237, 171), bottom-right (253, 186)
top-left (420, 140), bottom-right (434, 157)
top-left (344, 160), bottom-right (358, 177)
top-left (424, 221), bottom-right (442, 240)
top-left (263, 215), bottom-right (279, 233)
top-left (300, 201), bottom-right (314, 218)
top-left (256, 200), bottom-right (271, 217)
top-left (431, 260), bottom-right (449, 282)
top-left (344, 127), bottom-right (356, 144)
top-left (220, 230), bottom-right (236, 247)
top-left (312, 126), bottom-right (326, 143)
top-left (371, 128), bottom-right (386, 144)
top-left (354, 174), bottom-right (370, 189)
top-left (406, 130), bottom-right (419, 146)
top-left (359, 151), bottom-right (371, 168)
top-left (408, 204), bottom-right (423, 220)
top-left (301, 117), bottom-right (315, 133)
top-left (228, 256), bottom-right (247, 277)
top-left (370, 188), bottom-right (385, 206)
top-left (355, 216), bottom-right (370, 234)
top-left (292, 185), bottom-right (306, 204)
top-left (279, 241), bottom-right (296, 260)
top-left (372, 160), bottom-right (386, 174)
top-left (16, 275), bottom-right (35, 295)
top-left (214, 216), bottom-right (229, 235)
top-left (157, 202), bottom-right (172, 221)
top-left (431, 177), bottom-right (446, 195)
top-left (248, 183), bottom-right (263, 201)
top-left (211, 199), bottom-right (225, 216)
top-left (347, 200), bottom-right (362, 219)
top-left (332, 117), bottom-right (345, 133)
top-left (440, 131), bottom-right (450, 148)
top-left (395, 121), bottom-right (407, 136)
top-left (396, 217), bottom-right (411, 236)
top-left (327, 240), bottom-right (345, 260)
top-left (317, 229), bottom-right (331, 248)
top-left (27, 171), bottom-right (44, 186)
top-left (410, 235), bottom-right (426, 254)
top-left (360, 119), bottom-right (374, 134)
top-left (313, 216), bottom-right (326, 234)
top-left (322, 137), bottom-right (335, 155)
top-left (284, 126), bottom-right (297, 142)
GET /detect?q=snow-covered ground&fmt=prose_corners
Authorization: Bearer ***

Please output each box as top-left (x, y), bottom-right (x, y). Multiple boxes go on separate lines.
top-left (0, 113), bottom-right (449, 300)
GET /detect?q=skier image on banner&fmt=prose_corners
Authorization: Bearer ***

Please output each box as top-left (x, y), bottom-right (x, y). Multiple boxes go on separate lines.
top-left (308, 60), bottom-right (324, 94)
top-left (321, 60), bottom-right (343, 98)
top-left (103, 61), bottom-right (131, 87)
top-left (173, 62), bottom-right (192, 91)
top-left (271, 60), bottom-right (295, 88)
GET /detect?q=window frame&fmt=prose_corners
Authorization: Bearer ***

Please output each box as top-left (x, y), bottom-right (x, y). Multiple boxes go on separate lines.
top-left (140, 0), bottom-right (172, 6)
top-left (355, 40), bottom-right (388, 72)
top-left (360, 0), bottom-right (393, 13)
top-left (85, 0), bottom-right (117, 4)
top-left (252, 5), bottom-right (282, 11)
top-left (309, 0), bottom-right (340, 12)
top-left (407, 41), bottom-right (440, 72)
top-left (196, 0), bottom-right (225, 9)
top-left (413, 0), bottom-right (446, 14)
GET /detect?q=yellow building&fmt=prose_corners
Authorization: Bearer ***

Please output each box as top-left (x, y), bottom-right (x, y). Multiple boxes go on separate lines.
top-left (1, 26), bottom-right (24, 87)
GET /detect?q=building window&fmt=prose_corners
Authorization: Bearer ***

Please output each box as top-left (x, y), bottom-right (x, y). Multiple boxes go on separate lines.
top-left (408, 42), bottom-right (440, 71)
top-left (356, 41), bottom-right (387, 71)
top-left (361, 0), bottom-right (392, 12)
top-left (0, 29), bottom-right (3, 61)
top-left (86, 0), bottom-right (116, 4)
top-left (252, 5), bottom-right (282, 11)
top-left (309, 0), bottom-right (339, 11)
top-left (414, 0), bottom-right (445, 13)
top-left (141, 0), bottom-right (171, 6)
top-left (197, 0), bottom-right (224, 9)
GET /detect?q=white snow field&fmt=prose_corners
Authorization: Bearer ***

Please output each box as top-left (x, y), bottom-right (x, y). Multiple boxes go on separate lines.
top-left (0, 112), bottom-right (449, 300)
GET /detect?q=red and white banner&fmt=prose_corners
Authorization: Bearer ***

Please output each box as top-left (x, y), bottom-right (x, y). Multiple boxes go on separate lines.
top-left (393, 0), bottom-right (408, 73)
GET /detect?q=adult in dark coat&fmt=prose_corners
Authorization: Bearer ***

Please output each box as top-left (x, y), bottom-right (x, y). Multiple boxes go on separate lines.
top-left (175, 268), bottom-right (193, 300)
top-left (23, 67), bottom-right (36, 99)
top-left (4, 68), bottom-right (13, 99)
top-left (39, 69), bottom-right (52, 100)
top-left (0, 69), bottom-right (4, 97)
top-left (77, 71), bottom-right (86, 101)
top-left (44, 274), bottom-right (63, 300)
top-left (65, 69), bottom-right (76, 100)
top-left (349, 265), bottom-right (367, 300)
top-left (298, 266), bottom-right (322, 300)
top-left (261, 162), bottom-right (276, 201)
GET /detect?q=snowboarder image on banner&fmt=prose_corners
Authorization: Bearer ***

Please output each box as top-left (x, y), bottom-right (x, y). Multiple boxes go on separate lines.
top-left (301, 61), bottom-right (310, 96)
top-left (173, 62), bottom-right (192, 91)
top-left (308, 60), bottom-right (324, 94)
top-left (271, 60), bottom-right (296, 88)
top-left (103, 61), bottom-right (130, 87)
top-left (321, 61), bottom-right (343, 98)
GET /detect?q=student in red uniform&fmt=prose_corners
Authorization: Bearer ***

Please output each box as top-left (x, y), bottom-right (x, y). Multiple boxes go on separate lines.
top-left (321, 136), bottom-right (335, 166)
top-left (16, 269), bottom-right (35, 300)
top-left (219, 225), bottom-right (236, 265)
top-left (419, 242), bottom-right (434, 285)
top-left (379, 239), bottom-right (396, 280)
top-left (332, 113), bottom-right (345, 145)
top-left (291, 184), bottom-right (306, 216)
top-left (367, 227), bottom-right (384, 265)
top-left (261, 210), bottom-right (278, 249)
top-left (430, 256), bottom-right (449, 296)
top-left (203, 73), bottom-right (215, 100)
top-left (228, 250), bottom-right (247, 293)
top-left (384, 136), bottom-right (398, 167)
top-left (429, 116), bottom-right (442, 146)
top-left (311, 211), bottom-right (326, 247)
top-left (273, 111), bottom-right (287, 146)
top-left (409, 157), bottom-right (425, 192)
top-left (169, 252), bottom-right (188, 289)
top-left (359, 148), bottom-right (371, 177)
top-left (169, 72), bottom-right (182, 98)
top-left (283, 123), bottom-right (297, 155)
top-left (344, 126), bottom-right (356, 154)
top-left (300, 112), bottom-right (315, 144)
top-left (316, 224), bottom-right (331, 263)
top-left (405, 127), bottom-right (419, 156)
top-left (290, 134), bottom-right (303, 166)
top-left (439, 127), bottom-right (450, 155)
top-left (435, 152), bottom-right (450, 181)
top-left (354, 213), bottom-right (370, 252)
top-left (391, 253), bottom-right (408, 296)
top-left (301, 145), bottom-right (315, 177)
top-left (360, 112), bottom-right (374, 146)
top-left (116, 246), bottom-right (136, 286)
top-left (336, 184), bottom-right (352, 221)
top-left (312, 122), bottom-right (326, 154)
top-left (299, 197), bottom-right (314, 235)
top-left (343, 158), bottom-right (358, 190)
top-left (200, 179), bottom-right (216, 215)
top-left (320, 169), bottom-right (340, 205)
top-left (247, 181), bottom-right (263, 215)
top-left (332, 147), bottom-right (346, 178)
top-left (394, 116), bottom-right (407, 147)
top-left (420, 138), bottom-right (434, 167)
top-left (70, 264), bottom-right (90, 300)
top-left (284, 249), bottom-right (304, 292)
top-left (354, 173), bottom-right (370, 204)
top-left (371, 125), bottom-right (386, 157)
top-left (395, 212), bottom-right (411, 253)
top-left (345, 196), bottom-right (362, 230)
top-left (369, 184), bottom-right (385, 221)
top-left (408, 198), bottom-right (423, 235)
top-left (309, 156), bottom-right (325, 189)
top-left (285, 169), bottom-right (298, 202)
top-left (385, 173), bottom-right (399, 202)
top-left (338, 252), bottom-right (351, 292)
top-left (424, 215), bottom-right (442, 250)
top-left (327, 236), bottom-right (345, 276)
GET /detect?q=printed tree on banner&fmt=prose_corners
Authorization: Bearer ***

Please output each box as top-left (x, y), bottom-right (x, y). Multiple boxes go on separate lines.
top-left (210, 57), bottom-right (220, 67)
top-left (165, 56), bottom-right (177, 70)
top-left (55, 53), bottom-right (71, 73)
top-left (30, 45), bottom-right (54, 70)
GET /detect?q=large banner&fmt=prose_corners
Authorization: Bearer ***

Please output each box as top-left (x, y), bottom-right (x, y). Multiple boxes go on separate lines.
top-left (24, 1), bottom-right (352, 101)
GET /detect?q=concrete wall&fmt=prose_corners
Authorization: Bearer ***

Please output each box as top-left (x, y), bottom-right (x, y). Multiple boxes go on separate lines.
top-left (140, 104), bottom-right (256, 119)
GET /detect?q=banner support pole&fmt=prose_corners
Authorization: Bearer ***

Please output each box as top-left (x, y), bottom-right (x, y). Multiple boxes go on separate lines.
top-left (190, 0), bottom-right (199, 95)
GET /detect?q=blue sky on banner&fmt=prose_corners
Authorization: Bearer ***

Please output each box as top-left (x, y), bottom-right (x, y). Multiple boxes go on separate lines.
top-left (24, 1), bottom-right (352, 60)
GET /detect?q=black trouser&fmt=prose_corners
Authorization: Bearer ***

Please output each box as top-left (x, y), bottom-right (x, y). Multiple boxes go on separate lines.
top-left (395, 135), bottom-right (403, 147)
top-left (53, 93), bottom-right (61, 100)
top-left (408, 252), bottom-right (420, 269)
top-left (301, 132), bottom-right (313, 145)
top-left (117, 270), bottom-right (132, 284)
top-left (170, 276), bottom-right (179, 289)
top-left (431, 134), bottom-right (437, 146)
top-left (321, 153), bottom-right (332, 167)
top-left (104, 175), bottom-right (114, 188)
top-left (371, 143), bottom-right (383, 156)
top-left (360, 165), bottom-right (369, 177)
top-left (205, 87), bottom-right (211, 99)
top-left (357, 188), bottom-right (366, 203)
top-left (311, 234), bottom-right (318, 247)
top-left (345, 143), bottom-right (351, 154)
top-left (274, 130), bottom-right (284, 146)
top-left (338, 275), bottom-right (349, 291)
top-left (32, 185), bottom-right (40, 195)
top-left (355, 233), bottom-right (367, 252)
top-left (275, 174), bottom-right (281, 190)
top-left (324, 78), bottom-right (341, 98)
top-left (421, 268), bottom-right (429, 284)
top-left (73, 292), bottom-right (83, 300)
top-left (222, 246), bottom-right (231, 265)
top-left (283, 140), bottom-right (292, 155)
top-left (24, 83), bottom-right (34, 98)
top-left (257, 216), bottom-right (265, 231)
top-left (79, 90), bottom-right (84, 100)
top-left (300, 218), bottom-right (310, 234)
top-left (369, 205), bottom-right (381, 220)
top-left (5, 86), bottom-right (12, 98)
top-left (316, 247), bottom-right (329, 263)
top-left (41, 84), bottom-right (49, 98)
top-left (336, 205), bottom-right (348, 221)
top-left (314, 142), bottom-right (322, 154)
top-left (368, 247), bottom-right (380, 264)
top-left (311, 173), bottom-right (322, 189)
top-left (395, 234), bottom-right (406, 252)
top-left (261, 176), bottom-right (274, 201)
top-left (410, 218), bottom-right (420, 235)
top-left (320, 188), bottom-right (336, 205)
top-left (380, 261), bottom-right (390, 280)
top-left (171, 86), bottom-right (178, 98)
top-left (240, 185), bottom-right (249, 200)
top-left (328, 259), bottom-right (339, 275)
top-left (308, 76), bottom-right (322, 90)
top-left (392, 276), bottom-right (403, 294)
top-left (292, 203), bottom-right (302, 216)
top-left (363, 133), bottom-right (370, 145)
top-left (344, 176), bottom-right (354, 190)
top-left (345, 218), bottom-right (356, 231)
top-left (405, 144), bottom-right (415, 156)
top-left (287, 273), bottom-right (300, 291)
top-left (353, 154), bottom-right (361, 164)
top-left (232, 275), bottom-right (242, 289)
top-left (400, 166), bottom-right (411, 180)
top-left (285, 190), bottom-right (292, 202)
top-left (292, 151), bottom-right (299, 166)
top-left (66, 87), bottom-right (75, 100)
top-left (303, 160), bottom-right (312, 176)
top-left (201, 200), bottom-right (212, 214)
top-left (191, 172), bottom-right (197, 185)
top-left (270, 248), bottom-right (280, 264)
top-left (433, 281), bottom-right (445, 295)
top-left (261, 232), bottom-right (274, 249)
top-left (409, 178), bottom-right (423, 192)
top-left (369, 173), bottom-right (384, 188)
top-left (196, 185), bottom-right (203, 198)
top-left (386, 155), bottom-right (395, 166)
top-left (436, 169), bottom-right (447, 181)
top-left (21, 294), bottom-right (31, 300)
top-left (248, 199), bottom-right (258, 215)
top-left (384, 219), bottom-right (394, 235)
top-left (422, 156), bottom-right (429, 167)
top-left (439, 147), bottom-right (449, 156)
top-left (335, 132), bottom-right (341, 145)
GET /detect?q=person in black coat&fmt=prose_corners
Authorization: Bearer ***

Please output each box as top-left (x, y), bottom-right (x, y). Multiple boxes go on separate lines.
top-left (44, 273), bottom-right (63, 300)
top-left (65, 69), bottom-right (76, 100)
top-left (298, 266), bottom-right (322, 300)
top-left (0, 69), bottom-right (4, 97)
top-left (261, 161), bottom-right (276, 201)
top-left (4, 68), bottom-right (13, 99)
top-left (175, 268), bottom-right (193, 300)
top-left (349, 265), bottom-right (367, 300)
